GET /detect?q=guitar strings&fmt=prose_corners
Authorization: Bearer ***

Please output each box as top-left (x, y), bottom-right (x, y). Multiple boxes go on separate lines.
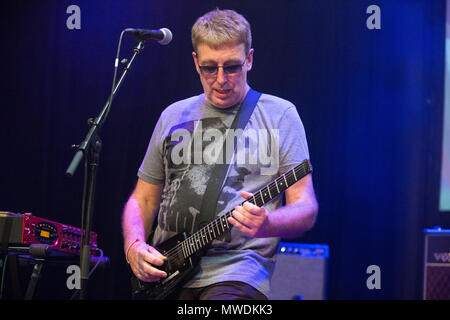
top-left (161, 162), bottom-right (310, 262)
top-left (162, 162), bottom-right (309, 264)
top-left (162, 162), bottom-right (309, 263)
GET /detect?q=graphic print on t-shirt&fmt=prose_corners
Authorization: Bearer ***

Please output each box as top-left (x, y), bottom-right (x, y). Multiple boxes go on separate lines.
top-left (157, 117), bottom-right (261, 239)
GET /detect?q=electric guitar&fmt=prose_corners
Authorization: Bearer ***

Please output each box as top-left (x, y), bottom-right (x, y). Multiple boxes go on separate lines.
top-left (130, 159), bottom-right (312, 300)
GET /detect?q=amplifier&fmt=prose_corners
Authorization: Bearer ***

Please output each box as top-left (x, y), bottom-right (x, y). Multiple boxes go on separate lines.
top-left (269, 242), bottom-right (329, 300)
top-left (0, 211), bottom-right (99, 257)
top-left (423, 227), bottom-right (450, 300)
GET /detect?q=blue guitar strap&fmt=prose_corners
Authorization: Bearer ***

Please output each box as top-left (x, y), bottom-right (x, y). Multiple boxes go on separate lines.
top-left (196, 88), bottom-right (262, 231)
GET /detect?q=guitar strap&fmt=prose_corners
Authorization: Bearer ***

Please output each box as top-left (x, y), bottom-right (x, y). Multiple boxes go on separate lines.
top-left (195, 88), bottom-right (262, 231)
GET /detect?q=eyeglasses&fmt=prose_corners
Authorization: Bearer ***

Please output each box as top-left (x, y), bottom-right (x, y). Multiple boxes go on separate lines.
top-left (198, 60), bottom-right (246, 76)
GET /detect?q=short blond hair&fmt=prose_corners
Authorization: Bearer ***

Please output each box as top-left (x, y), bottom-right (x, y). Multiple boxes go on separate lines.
top-left (191, 8), bottom-right (252, 55)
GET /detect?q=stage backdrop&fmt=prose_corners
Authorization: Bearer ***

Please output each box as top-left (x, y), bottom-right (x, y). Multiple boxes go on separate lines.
top-left (440, 1), bottom-right (450, 211)
top-left (0, 0), bottom-right (448, 299)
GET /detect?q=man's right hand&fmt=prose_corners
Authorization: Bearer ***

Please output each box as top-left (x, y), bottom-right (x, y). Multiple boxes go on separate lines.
top-left (127, 240), bottom-right (167, 282)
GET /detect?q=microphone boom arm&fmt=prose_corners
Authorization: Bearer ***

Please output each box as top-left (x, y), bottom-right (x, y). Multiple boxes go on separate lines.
top-left (65, 40), bottom-right (144, 177)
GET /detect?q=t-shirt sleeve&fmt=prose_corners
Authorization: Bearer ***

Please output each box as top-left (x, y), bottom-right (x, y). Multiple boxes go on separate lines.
top-left (138, 114), bottom-right (165, 185)
top-left (277, 105), bottom-right (310, 174)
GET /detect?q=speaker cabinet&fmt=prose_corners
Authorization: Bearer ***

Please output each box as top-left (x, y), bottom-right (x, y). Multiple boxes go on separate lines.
top-left (423, 227), bottom-right (450, 300)
top-left (269, 242), bottom-right (329, 300)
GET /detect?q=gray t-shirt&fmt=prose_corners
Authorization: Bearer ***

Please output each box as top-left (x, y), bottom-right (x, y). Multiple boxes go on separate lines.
top-left (138, 91), bottom-right (310, 297)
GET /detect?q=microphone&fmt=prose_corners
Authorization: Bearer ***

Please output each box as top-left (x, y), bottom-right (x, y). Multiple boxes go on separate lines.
top-left (124, 28), bottom-right (172, 45)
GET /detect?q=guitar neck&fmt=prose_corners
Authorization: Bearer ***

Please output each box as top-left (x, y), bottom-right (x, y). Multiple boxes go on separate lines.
top-left (179, 159), bottom-right (312, 258)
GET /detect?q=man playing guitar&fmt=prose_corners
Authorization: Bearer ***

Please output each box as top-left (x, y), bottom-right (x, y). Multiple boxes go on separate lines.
top-left (122, 8), bottom-right (318, 300)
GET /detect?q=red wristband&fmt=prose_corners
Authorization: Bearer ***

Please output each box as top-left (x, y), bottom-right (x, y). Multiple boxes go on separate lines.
top-left (125, 239), bottom-right (141, 264)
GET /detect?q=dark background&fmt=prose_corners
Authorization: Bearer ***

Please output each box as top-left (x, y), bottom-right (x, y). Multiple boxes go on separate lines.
top-left (0, 0), bottom-right (448, 300)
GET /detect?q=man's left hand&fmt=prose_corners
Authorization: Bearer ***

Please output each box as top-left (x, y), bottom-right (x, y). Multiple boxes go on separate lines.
top-left (228, 191), bottom-right (270, 238)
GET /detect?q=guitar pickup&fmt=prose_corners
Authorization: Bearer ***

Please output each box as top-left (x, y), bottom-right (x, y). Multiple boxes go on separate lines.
top-left (161, 270), bottom-right (180, 284)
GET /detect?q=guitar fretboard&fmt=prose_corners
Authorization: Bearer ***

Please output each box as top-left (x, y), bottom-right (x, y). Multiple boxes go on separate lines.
top-left (167, 159), bottom-right (312, 261)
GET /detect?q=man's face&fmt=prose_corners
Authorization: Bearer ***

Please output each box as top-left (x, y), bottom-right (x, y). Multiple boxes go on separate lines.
top-left (193, 43), bottom-right (253, 109)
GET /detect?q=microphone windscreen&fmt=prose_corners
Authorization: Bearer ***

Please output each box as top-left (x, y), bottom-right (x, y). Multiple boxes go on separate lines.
top-left (158, 28), bottom-right (173, 45)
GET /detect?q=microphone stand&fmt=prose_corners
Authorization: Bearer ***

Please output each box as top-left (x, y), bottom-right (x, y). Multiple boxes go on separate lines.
top-left (65, 40), bottom-right (145, 300)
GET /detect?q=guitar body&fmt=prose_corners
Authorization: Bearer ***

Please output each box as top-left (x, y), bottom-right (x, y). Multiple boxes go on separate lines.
top-left (130, 232), bottom-right (201, 300)
top-left (129, 160), bottom-right (312, 300)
